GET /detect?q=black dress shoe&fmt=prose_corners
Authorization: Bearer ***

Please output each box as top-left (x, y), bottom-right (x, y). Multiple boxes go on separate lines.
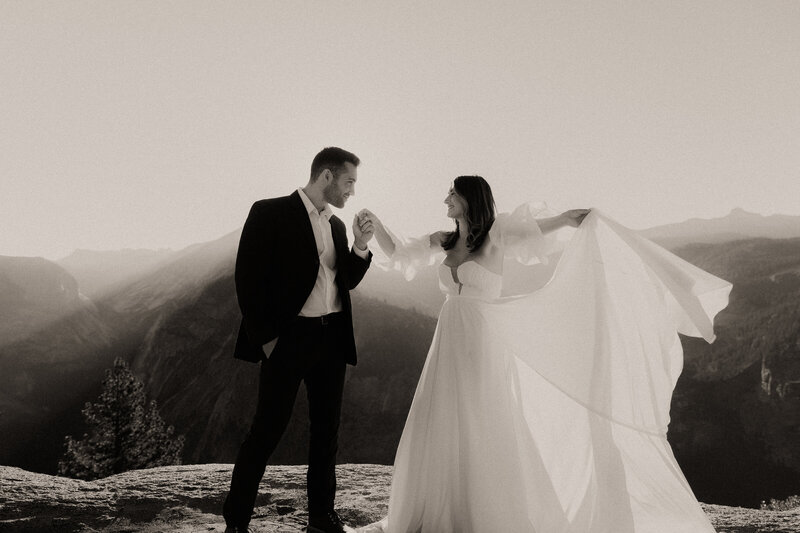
top-left (307, 509), bottom-right (347, 533)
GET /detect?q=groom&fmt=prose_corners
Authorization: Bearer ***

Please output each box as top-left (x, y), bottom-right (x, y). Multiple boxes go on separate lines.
top-left (223, 147), bottom-right (373, 533)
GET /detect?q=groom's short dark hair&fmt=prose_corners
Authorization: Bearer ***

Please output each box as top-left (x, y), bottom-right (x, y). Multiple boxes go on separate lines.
top-left (310, 147), bottom-right (360, 181)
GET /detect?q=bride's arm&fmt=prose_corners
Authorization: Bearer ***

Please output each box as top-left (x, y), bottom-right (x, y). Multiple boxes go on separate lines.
top-left (536, 209), bottom-right (591, 234)
top-left (366, 210), bottom-right (396, 257)
top-left (490, 204), bottom-right (590, 265)
top-left (358, 209), bottom-right (442, 280)
top-left (360, 209), bottom-right (443, 256)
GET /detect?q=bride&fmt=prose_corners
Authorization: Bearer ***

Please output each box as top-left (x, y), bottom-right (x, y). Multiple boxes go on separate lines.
top-left (356, 175), bottom-right (730, 533)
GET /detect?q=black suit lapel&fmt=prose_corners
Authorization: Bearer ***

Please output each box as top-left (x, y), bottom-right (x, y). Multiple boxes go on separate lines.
top-left (289, 190), bottom-right (320, 265)
top-left (330, 215), bottom-right (348, 266)
top-left (330, 215), bottom-right (351, 309)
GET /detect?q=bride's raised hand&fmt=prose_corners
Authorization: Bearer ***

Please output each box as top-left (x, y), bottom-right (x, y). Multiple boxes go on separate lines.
top-left (358, 209), bottom-right (395, 256)
top-left (562, 209), bottom-right (591, 227)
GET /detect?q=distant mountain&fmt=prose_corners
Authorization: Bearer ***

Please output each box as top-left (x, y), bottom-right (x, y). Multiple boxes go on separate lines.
top-left (101, 230), bottom-right (238, 319)
top-left (641, 208), bottom-right (800, 249)
top-left (57, 229), bottom-right (241, 302)
top-left (0, 256), bottom-right (102, 345)
top-left (57, 248), bottom-right (177, 298)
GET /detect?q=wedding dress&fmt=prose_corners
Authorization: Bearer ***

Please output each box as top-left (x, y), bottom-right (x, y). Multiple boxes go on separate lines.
top-left (358, 206), bottom-right (730, 533)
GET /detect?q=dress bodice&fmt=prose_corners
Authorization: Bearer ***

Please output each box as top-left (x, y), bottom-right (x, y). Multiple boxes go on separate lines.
top-left (438, 261), bottom-right (503, 299)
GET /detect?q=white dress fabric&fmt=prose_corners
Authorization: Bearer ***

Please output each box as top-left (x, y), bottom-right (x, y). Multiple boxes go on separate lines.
top-left (359, 208), bottom-right (731, 533)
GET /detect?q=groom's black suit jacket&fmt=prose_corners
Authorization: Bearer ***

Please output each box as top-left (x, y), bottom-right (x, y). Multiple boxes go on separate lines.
top-left (232, 190), bottom-right (371, 365)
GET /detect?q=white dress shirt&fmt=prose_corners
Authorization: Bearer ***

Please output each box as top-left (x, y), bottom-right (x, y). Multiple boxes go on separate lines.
top-left (296, 188), bottom-right (369, 317)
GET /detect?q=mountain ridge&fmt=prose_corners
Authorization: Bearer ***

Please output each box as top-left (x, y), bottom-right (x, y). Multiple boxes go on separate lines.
top-left (57, 248), bottom-right (177, 298)
top-left (641, 208), bottom-right (800, 248)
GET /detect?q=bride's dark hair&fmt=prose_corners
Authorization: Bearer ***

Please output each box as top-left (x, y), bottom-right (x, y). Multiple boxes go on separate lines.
top-left (442, 175), bottom-right (496, 253)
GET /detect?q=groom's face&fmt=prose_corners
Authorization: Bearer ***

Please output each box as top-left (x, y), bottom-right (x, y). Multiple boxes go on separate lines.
top-left (323, 162), bottom-right (357, 209)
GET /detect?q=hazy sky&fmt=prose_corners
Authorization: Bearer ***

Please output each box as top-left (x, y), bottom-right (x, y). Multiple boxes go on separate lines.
top-left (2, 1), bottom-right (799, 259)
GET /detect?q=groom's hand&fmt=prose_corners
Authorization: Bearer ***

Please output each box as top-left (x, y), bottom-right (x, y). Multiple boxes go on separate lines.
top-left (353, 211), bottom-right (374, 250)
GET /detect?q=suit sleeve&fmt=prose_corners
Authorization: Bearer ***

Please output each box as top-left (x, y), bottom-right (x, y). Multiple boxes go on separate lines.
top-left (344, 246), bottom-right (372, 290)
top-left (329, 216), bottom-right (371, 290)
top-left (235, 201), bottom-right (277, 347)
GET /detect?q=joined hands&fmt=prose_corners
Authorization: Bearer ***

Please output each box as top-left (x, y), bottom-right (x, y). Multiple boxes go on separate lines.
top-left (353, 209), bottom-right (375, 250)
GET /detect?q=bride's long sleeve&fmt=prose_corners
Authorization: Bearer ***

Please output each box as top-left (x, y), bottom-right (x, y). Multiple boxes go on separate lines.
top-left (372, 224), bottom-right (443, 281)
top-left (373, 202), bottom-right (562, 280)
top-left (489, 201), bottom-right (563, 265)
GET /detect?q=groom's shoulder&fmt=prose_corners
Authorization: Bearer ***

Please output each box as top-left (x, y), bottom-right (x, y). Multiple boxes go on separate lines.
top-left (249, 193), bottom-right (296, 214)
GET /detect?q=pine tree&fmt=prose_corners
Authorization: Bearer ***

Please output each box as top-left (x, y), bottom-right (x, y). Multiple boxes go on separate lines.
top-left (58, 358), bottom-right (184, 480)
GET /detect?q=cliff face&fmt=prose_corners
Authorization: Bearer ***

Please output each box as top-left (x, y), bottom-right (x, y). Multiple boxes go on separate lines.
top-left (126, 278), bottom-right (435, 467)
top-left (0, 233), bottom-right (238, 474)
top-left (760, 326), bottom-right (800, 400)
top-left (128, 274), bottom-right (258, 465)
top-left (0, 257), bottom-right (115, 473)
top-left (1, 464), bottom-right (797, 533)
top-left (666, 238), bottom-right (800, 505)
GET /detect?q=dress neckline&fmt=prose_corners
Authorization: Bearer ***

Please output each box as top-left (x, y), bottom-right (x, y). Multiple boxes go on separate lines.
top-left (441, 259), bottom-right (502, 277)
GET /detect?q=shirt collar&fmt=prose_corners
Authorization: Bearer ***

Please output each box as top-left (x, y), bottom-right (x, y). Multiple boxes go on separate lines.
top-left (297, 187), bottom-right (333, 220)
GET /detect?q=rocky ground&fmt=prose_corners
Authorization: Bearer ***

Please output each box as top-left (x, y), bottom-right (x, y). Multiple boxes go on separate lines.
top-left (1, 464), bottom-right (798, 532)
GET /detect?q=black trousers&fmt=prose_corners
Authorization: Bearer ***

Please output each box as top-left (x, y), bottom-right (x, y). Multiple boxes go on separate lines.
top-left (223, 313), bottom-right (348, 527)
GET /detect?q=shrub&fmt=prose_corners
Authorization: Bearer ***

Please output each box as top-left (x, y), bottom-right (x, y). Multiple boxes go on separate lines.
top-left (760, 494), bottom-right (800, 511)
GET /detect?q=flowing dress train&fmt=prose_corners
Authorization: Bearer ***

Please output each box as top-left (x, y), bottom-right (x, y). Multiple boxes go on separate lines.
top-left (358, 207), bottom-right (730, 533)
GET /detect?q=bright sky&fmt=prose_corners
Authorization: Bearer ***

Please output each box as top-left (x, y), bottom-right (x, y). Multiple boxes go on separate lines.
top-left (2, 1), bottom-right (798, 260)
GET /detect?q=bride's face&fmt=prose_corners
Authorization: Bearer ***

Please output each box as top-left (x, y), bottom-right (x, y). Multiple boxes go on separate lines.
top-left (444, 186), bottom-right (467, 219)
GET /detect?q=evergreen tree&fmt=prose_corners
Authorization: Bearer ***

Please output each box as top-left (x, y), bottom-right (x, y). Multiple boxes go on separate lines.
top-left (58, 358), bottom-right (184, 480)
